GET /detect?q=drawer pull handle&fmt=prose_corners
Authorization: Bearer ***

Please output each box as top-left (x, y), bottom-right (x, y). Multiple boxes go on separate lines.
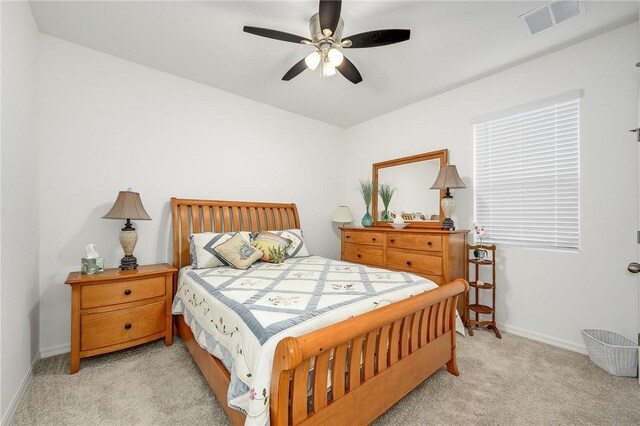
top-left (124, 289), bottom-right (132, 296)
top-left (357, 254), bottom-right (362, 258)
top-left (406, 261), bottom-right (412, 266)
top-left (427, 242), bottom-right (432, 246)
top-left (390, 239), bottom-right (395, 243)
top-left (372, 237), bottom-right (376, 241)
top-left (124, 323), bottom-right (132, 330)
top-left (346, 235), bottom-right (351, 239)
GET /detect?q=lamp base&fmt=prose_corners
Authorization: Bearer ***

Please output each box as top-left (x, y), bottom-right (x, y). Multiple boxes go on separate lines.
top-left (442, 218), bottom-right (456, 231)
top-left (119, 255), bottom-right (138, 271)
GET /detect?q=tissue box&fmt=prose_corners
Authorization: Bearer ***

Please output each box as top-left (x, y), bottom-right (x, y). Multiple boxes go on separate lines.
top-left (81, 257), bottom-right (104, 275)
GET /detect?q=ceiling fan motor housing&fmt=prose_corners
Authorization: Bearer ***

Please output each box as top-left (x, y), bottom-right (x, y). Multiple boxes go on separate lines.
top-left (309, 13), bottom-right (344, 45)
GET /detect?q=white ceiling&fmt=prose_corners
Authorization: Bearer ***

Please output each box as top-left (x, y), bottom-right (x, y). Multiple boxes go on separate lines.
top-left (29, 1), bottom-right (638, 128)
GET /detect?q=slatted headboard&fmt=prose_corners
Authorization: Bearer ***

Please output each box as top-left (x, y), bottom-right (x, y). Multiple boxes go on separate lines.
top-left (170, 198), bottom-right (300, 270)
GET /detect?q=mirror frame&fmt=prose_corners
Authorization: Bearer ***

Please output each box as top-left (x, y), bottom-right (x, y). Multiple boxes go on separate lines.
top-left (372, 149), bottom-right (448, 228)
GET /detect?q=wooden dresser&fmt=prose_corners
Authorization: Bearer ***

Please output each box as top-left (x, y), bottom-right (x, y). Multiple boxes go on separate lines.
top-left (340, 227), bottom-right (468, 314)
top-left (65, 263), bottom-right (176, 373)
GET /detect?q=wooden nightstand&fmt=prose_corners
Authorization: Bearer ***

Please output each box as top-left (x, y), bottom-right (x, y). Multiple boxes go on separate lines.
top-left (65, 263), bottom-right (176, 374)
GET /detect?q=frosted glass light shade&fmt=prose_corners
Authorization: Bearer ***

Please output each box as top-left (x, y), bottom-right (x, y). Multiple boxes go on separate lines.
top-left (327, 48), bottom-right (344, 66)
top-left (304, 51), bottom-right (321, 70)
top-left (332, 206), bottom-right (354, 224)
top-left (322, 61), bottom-right (336, 77)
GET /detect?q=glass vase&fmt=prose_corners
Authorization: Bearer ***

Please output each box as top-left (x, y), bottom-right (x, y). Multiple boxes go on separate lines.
top-left (474, 248), bottom-right (487, 261)
top-left (361, 207), bottom-right (373, 228)
top-left (381, 208), bottom-right (390, 221)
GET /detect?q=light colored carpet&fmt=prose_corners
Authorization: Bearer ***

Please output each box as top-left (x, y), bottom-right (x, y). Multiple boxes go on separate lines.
top-left (11, 330), bottom-right (639, 425)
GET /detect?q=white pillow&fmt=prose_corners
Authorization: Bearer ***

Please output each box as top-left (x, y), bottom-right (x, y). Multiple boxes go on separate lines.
top-left (266, 229), bottom-right (310, 258)
top-left (189, 231), bottom-right (252, 269)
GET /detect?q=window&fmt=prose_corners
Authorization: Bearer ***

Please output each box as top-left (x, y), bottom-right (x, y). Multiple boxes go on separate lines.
top-left (473, 90), bottom-right (580, 250)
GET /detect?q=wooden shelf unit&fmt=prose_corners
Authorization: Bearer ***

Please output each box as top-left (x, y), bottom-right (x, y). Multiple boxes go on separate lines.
top-left (465, 244), bottom-right (501, 338)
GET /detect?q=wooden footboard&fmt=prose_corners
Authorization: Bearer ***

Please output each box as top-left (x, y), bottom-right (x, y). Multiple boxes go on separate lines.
top-left (270, 278), bottom-right (468, 426)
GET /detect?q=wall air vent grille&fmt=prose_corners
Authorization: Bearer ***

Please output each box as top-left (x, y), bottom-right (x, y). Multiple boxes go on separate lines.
top-left (549, 0), bottom-right (582, 24)
top-left (523, 7), bottom-right (553, 35)
top-left (520, 1), bottom-right (585, 36)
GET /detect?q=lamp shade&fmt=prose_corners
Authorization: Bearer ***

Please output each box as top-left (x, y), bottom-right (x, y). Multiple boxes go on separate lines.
top-left (332, 206), bottom-right (354, 223)
top-left (102, 190), bottom-right (151, 221)
top-left (430, 165), bottom-right (466, 190)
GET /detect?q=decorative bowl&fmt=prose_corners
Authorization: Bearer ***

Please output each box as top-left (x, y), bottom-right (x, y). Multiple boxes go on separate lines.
top-left (390, 222), bottom-right (408, 229)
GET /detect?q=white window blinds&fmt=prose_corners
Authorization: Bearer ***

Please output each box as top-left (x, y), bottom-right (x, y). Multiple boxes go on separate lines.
top-left (473, 91), bottom-right (580, 250)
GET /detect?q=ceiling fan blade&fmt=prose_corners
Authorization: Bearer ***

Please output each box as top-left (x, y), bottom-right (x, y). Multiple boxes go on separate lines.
top-left (243, 26), bottom-right (311, 44)
top-left (336, 56), bottom-right (362, 84)
top-left (319, 0), bottom-right (342, 37)
top-left (342, 29), bottom-right (410, 48)
top-left (282, 58), bottom-right (308, 81)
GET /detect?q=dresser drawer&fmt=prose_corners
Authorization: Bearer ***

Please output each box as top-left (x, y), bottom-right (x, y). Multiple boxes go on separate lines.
top-left (343, 243), bottom-right (383, 267)
top-left (418, 274), bottom-right (443, 286)
top-left (81, 302), bottom-right (165, 351)
top-left (343, 231), bottom-right (383, 246)
top-left (387, 234), bottom-right (442, 252)
top-left (386, 249), bottom-right (442, 276)
top-left (82, 276), bottom-right (165, 308)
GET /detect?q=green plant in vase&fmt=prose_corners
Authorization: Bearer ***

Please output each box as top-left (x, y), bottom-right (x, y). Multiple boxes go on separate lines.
top-left (358, 178), bottom-right (374, 228)
top-left (378, 183), bottom-right (396, 221)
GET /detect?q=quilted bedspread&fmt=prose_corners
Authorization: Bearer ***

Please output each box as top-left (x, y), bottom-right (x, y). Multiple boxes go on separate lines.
top-left (172, 255), bottom-right (463, 426)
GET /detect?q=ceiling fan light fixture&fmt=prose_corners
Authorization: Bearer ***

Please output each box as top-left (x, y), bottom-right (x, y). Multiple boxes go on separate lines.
top-left (327, 48), bottom-right (344, 66)
top-left (304, 51), bottom-right (321, 70)
top-left (322, 60), bottom-right (336, 77)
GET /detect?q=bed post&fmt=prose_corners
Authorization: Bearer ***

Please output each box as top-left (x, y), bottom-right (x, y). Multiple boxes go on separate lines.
top-left (446, 293), bottom-right (461, 376)
top-left (270, 337), bottom-right (303, 426)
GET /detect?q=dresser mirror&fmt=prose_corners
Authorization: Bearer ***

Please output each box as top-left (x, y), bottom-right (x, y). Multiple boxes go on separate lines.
top-left (372, 149), bottom-right (447, 228)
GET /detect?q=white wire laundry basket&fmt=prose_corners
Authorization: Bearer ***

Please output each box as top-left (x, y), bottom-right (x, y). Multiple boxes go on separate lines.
top-left (581, 329), bottom-right (638, 377)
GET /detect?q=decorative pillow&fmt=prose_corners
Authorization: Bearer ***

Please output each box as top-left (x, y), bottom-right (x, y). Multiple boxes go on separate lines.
top-left (212, 233), bottom-right (263, 270)
top-left (189, 231), bottom-right (252, 269)
top-left (267, 229), bottom-right (310, 258)
top-left (252, 232), bottom-right (292, 264)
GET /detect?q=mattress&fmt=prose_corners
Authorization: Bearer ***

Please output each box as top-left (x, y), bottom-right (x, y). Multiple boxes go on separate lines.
top-left (172, 255), bottom-right (464, 426)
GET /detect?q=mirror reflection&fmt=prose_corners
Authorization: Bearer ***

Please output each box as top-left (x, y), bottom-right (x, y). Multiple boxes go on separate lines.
top-left (377, 159), bottom-right (441, 222)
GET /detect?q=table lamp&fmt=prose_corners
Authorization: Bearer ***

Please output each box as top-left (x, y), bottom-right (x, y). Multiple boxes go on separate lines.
top-left (103, 189), bottom-right (151, 270)
top-left (332, 206), bottom-right (354, 227)
top-left (430, 165), bottom-right (466, 231)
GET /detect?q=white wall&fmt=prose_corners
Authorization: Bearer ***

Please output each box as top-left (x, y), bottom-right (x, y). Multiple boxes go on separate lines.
top-left (37, 35), bottom-right (345, 355)
top-left (343, 23), bottom-right (639, 352)
top-left (1, 1), bottom-right (40, 422)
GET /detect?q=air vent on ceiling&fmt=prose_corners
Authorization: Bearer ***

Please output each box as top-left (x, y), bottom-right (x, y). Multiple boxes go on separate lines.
top-left (520, 0), bottom-right (585, 36)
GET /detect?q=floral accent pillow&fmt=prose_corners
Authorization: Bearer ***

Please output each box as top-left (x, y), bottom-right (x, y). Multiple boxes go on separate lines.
top-left (189, 231), bottom-right (252, 269)
top-left (252, 232), bottom-right (292, 264)
top-left (213, 233), bottom-right (263, 270)
top-left (267, 229), bottom-right (310, 258)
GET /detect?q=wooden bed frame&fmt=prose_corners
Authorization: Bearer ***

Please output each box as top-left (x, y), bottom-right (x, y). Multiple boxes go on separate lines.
top-left (171, 198), bottom-right (468, 426)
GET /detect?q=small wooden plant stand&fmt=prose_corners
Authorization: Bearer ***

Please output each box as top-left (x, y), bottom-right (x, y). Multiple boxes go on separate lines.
top-left (465, 244), bottom-right (501, 338)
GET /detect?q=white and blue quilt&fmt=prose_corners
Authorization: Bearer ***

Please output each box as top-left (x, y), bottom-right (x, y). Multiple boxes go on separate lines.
top-left (172, 255), bottom-right (463, 426)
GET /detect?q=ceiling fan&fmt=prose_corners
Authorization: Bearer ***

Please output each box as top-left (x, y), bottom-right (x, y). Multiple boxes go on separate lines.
top-left (243, 0), bottom-right (410, 84)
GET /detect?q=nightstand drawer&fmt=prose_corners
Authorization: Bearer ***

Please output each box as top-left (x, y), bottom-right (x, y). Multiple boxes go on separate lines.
top-left (343, 243), bottom-right (383, 266)
top-left (82, 276), bottom-right (165, 308)
top-left (80, 302), bottom-right (165, 351)
top-left (386, 249), bottom-right (442, 276)
top-left (343, 231), bottom-right (383, 246)
top-left (387, 234), bottom-right (442, 252)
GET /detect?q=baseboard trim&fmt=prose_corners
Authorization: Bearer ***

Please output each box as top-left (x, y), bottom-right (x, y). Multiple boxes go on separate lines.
top-left (498, 323), bottom-right (588, 355)
top-left (1, 351), bottom-right (40, 426)
top-left (39, 343), bottom-right (70, 358)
